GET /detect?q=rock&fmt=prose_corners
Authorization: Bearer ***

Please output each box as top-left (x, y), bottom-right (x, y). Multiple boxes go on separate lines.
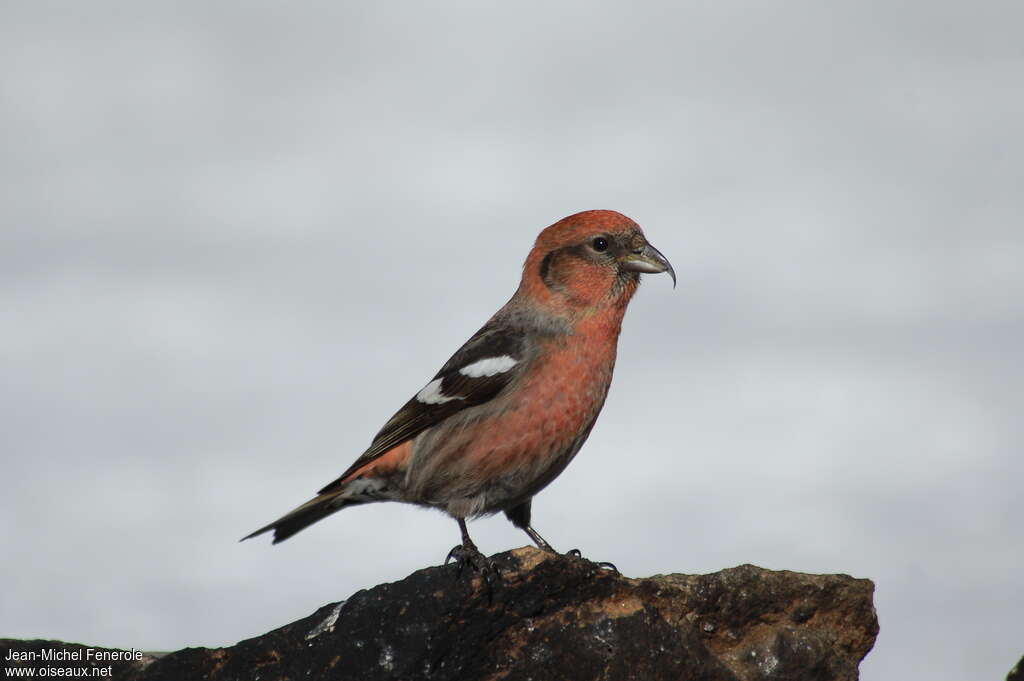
top-left (1008, 655), bottom-right (1024, 681)
top-left (1, 548), bottom-right (878, 680)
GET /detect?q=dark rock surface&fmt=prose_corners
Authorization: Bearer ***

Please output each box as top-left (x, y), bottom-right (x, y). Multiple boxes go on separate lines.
top-left (2, 548), bottom-right (879, 680)
top-left (1008, 656), bottom-right (1024, 681)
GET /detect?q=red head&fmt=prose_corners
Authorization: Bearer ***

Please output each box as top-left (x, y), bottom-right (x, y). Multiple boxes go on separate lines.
top-left (517, 210), bottom-right (674, 312)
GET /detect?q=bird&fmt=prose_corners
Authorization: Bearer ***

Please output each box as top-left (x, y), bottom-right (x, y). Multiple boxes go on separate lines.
top-left (243, 209), bottom-right (674, 572)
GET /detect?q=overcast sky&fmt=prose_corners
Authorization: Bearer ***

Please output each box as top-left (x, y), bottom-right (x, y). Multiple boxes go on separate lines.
top-left (2, 2), bottom-right (1022, 679)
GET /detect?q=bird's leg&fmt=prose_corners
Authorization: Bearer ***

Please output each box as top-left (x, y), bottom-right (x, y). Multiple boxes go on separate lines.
top-left (522, 524), bottom-right (556, 553)
top-left (445, 518), bottom-right (499, 585)
top-left (507, 500), bottom-right (560, 554)
top-left (520, 524), bottom-right (618, 572)
top-left (506, 500), bottom-right (617, 572)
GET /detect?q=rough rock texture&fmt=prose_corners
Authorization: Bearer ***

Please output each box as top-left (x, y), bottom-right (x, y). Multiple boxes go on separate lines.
top-left (2, 548), bottom-right (878, 681)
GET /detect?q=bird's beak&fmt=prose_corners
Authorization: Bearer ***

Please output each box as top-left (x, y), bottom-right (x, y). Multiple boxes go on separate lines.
top-left (619, 242), bottom-right (676, 288)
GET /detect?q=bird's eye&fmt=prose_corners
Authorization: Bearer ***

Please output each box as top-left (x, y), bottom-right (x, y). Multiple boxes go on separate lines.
top-left (591, 237), bottom-right (609, 252)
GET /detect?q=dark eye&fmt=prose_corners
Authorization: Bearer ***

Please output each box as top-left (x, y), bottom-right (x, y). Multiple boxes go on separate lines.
top-left (591, 237), bottom-right (609, 252)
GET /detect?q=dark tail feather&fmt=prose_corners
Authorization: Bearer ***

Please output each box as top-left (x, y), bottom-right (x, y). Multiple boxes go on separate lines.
top-left (242, 493), bottom-right (356, 544)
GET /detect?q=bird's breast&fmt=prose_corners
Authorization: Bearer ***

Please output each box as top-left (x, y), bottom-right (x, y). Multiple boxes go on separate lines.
top-left (407, 311), bottom-right (625, 507)
top-left (511, 330), bottom-right (618, 450)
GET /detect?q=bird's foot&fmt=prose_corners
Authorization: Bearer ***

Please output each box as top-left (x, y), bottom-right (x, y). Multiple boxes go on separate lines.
top-left (445, 543), bottom-right (501, 590)
top-left (564, 548), bottom-right (618, 573)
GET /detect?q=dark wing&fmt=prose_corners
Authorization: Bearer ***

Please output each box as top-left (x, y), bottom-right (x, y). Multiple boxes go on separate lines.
top-left (318, 322), bottom-right (527, 494)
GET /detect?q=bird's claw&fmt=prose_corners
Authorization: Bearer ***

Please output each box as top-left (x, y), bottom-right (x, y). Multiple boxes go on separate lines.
top-left (444, 544), bottom-right (464, 567)
top-left (564, 548), bottom-right (618, 573)
top-left (446, 544), bottom-right (501, 591)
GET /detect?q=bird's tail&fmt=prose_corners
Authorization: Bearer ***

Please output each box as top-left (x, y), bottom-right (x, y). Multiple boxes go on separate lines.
top-left (241, 492), bottom-right (358, 544)
top-left (244, 441), bottom-right (412, 544)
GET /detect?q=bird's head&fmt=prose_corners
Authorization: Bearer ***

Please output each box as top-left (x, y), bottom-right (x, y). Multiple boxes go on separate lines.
top-left (519, 210), bottom-right (675, 312)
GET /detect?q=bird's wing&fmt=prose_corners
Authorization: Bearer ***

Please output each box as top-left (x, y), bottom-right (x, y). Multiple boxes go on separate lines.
top-left (318, 321), bottom-right (528, 494)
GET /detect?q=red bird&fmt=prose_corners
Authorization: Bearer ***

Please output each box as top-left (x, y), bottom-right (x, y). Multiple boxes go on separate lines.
top-left (244, 210), bottom-right (674, 569)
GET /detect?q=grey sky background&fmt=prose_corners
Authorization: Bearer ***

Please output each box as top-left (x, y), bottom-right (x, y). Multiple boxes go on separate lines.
top-left (2, 2), bottom-right (1021, 679)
